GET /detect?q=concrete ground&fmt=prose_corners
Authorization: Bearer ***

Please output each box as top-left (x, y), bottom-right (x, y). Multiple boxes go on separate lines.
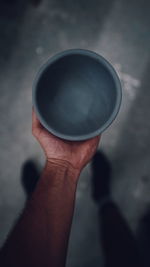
top-left (0, 0), bottom-right (150, 266)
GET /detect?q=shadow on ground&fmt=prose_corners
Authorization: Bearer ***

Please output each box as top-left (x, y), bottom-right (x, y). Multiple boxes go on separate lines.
top-left (91, 151), bottom-right (143, 267)
top-left (0, 0), bottom-right (115, 69)
top-left (20, 152), bottom-right (150, 267)
top-left (0, 0), bottom-right (28, 66)
top-left (21, 159), bottom-right (40, 198)
top-left (137, 208), bottom-right (150, 267)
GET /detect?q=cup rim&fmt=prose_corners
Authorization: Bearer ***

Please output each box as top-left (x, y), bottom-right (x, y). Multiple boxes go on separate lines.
top-left (32, 49), bottom-right (122, 141)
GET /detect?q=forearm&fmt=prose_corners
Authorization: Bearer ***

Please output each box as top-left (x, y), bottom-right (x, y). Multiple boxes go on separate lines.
top-left (0, 161), bottom-right (80, 267)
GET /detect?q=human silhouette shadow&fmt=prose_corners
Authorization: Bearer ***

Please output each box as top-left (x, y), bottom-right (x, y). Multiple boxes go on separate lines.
top-left (137, 208), bottom-right (150, 267)
top-left (30, 0), bottom-right (42, 7)
top-left (91, 151), bottom-right (143, 267)
top-left (21, 159), bottom-right (40, 198)
top-left (21, 154), bottom-right (143, 266)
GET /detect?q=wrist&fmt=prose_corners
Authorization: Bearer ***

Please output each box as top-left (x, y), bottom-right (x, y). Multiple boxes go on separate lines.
top-left (44, 159), bottom-right (81, 183)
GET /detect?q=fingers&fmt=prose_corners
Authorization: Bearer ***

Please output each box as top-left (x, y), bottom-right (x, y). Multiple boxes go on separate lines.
top-left (85, 134), bottom-right (101, 145)
top-left (32, 108), bottom-right (43, 136)
top-left (96, 134), bottom-right (101, 143)
top-left (32, 108), bottom-right (41, 127)
top-left (32, 107), bottom-right (56, 140)
top-left (93, 135), bottom-right (101, 147)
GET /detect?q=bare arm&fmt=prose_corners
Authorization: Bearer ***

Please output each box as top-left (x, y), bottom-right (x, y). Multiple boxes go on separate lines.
top-left (0, 110), bottom-right (100, 267)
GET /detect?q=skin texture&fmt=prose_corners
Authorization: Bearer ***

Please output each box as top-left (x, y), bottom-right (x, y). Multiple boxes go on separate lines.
top-left (32, 109), bottom-right (100, 175)
top-left (0, 109), bottom-right (100, 267)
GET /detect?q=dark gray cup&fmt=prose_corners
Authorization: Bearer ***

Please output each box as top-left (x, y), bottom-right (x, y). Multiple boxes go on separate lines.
top-left (33, 49), bottom-right (122, 141)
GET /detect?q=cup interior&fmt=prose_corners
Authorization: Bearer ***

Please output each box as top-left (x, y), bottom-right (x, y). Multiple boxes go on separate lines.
top-left (34, 51), bottom-right (121, 140)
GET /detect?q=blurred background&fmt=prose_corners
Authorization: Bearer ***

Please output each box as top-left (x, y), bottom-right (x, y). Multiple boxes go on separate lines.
top-left (0, 0), bottom-right (150, 266)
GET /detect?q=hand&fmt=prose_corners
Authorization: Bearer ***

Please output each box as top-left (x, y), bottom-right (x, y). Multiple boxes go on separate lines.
top-left (32, 109), bottom-right (100, 174)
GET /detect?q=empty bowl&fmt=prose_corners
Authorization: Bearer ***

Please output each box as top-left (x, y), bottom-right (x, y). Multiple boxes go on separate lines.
top-left (33, 49), bottom-right (122, 141)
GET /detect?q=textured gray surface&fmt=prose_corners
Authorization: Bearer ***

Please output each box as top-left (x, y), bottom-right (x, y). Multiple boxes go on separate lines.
top-left (0, 0), bottom-right (150, 266)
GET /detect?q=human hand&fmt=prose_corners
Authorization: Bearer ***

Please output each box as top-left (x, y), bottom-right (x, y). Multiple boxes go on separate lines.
top-left (32, 109), bottom-right (100, 175)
